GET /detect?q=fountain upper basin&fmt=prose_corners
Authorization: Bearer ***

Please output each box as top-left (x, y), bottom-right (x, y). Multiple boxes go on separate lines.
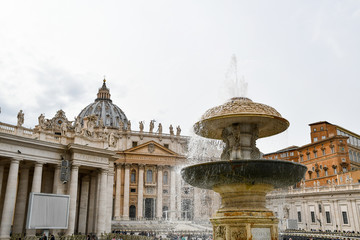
top-left (181, 159), bottom-right (307, 190)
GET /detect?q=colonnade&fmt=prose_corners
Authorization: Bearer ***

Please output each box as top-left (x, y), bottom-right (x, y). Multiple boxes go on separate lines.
top-left (113, 163), bottom-right (178, 220)
top-left (0, 158), bottom-right (114, 239)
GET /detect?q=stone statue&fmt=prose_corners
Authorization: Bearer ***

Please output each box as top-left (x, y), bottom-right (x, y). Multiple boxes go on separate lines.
top-left (158, 123), bottom-right (162, 134)
top-left (99, 117), bottom-right (104, 128)
top-left (109, 132), bottom-right (117, 147)
top-left (176, 125), bottom-right (181, 136)
top-left (61, 122), bottom-right (67, 136)
top-left (17, 110), bottom-right (24, 127)
top-left (119, 121), bottom-right (124, 131)
top-left (75, 118), bottom-right (82, 135)
top-left (127, 120), bottom-right (131, 131)
top-left (149, 120), bottom-right (155, 133)
top-left (38, 114), bottom-right (45, 128)
top-left (139, 121), bottom-right (144, 132)
top-left (169, 124), bottom-right (174, 135)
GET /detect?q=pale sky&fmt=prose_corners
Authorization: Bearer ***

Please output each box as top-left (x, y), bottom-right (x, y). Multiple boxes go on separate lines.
top-left (0, 1), bottom-right (359, 154)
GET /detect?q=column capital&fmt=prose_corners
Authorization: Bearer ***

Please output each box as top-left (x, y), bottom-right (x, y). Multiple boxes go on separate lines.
top-left (138, 164), bottom-right (145, 169)
top-left (115, 162), bottom-right (123, 167)
top-left (11, 158), bottom-right (22, 164)
top-left (71, 164), bottom-right (80, 170)
top-left (124, 163), bottom-right (131, 169)
top-left (107, 171), bottom-right (115, 177)
top-left (99, 168), bottom-right (108, 174)
top-left (157, 165), bottom-right (163, 171)
top-left (34, 161), bottom-right (44, 167)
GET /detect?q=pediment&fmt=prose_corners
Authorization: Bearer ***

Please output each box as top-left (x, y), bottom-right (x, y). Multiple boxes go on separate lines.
top-left (124, 141), bottom-right (178, 156)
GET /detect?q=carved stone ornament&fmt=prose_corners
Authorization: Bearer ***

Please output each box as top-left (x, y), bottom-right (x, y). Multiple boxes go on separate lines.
top-left (214, 226), bottom-right (226, 240)
top-left (231, 228), bottom-right (246, 240)
top-left (148, 143), bottom-right (155, 153)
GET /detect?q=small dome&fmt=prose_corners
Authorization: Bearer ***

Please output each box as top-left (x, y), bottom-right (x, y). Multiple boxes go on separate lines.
top-left (77, 79), bottom-right (128, 128)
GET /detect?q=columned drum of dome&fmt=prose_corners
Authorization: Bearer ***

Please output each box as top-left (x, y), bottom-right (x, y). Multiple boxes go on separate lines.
top-left (77, 80), bottom-right (128, 128)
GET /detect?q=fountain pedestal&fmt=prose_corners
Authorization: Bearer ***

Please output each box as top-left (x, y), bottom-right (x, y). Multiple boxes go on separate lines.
top-left (211, 184), bottom-right (277, 240)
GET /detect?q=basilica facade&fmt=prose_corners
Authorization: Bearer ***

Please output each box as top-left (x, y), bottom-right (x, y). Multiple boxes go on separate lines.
top-left (0, 80), bottom-right (218, 239)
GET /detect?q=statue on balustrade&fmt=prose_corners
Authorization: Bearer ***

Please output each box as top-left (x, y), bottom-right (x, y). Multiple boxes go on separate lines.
top-left (17, 110), bottom-right (24, 127)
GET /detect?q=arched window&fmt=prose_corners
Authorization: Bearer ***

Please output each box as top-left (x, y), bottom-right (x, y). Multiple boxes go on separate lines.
top-left (162, 206), bottom-right (169, 219)
top-left (163, 171), bottom-right (168, 185)
top-left (146, 170), bottom-right (153, 183)
top-left (130, 170), bottom-right (136, 183)
top-left (129, 205), bottom-right (136, 219)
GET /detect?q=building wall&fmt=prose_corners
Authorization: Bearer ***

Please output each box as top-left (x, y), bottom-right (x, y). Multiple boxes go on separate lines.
top-left (267, 183), bottom-right (360, 233)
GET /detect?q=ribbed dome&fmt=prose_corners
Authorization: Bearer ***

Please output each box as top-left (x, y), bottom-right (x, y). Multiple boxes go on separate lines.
top-left (77, 79), bottom-right (128, 128)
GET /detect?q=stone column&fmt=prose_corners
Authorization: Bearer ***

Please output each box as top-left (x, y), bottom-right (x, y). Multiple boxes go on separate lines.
top-left (53, 164), bottom-right (66, 195)
top-left (106, 171), bottom-right (114, 233)
top-left (87, 174), bottom-right (97, 233)
top-left (348, 200), bottom-right (356, 231)
top-left (0, 159), bottom-right (20, 239)
top-left (193, 187), bottom-right (202, 220)
top-left (170, 167), bottom-right (176, 220)
top-left (27, 162), bottom-right (44, 236)
top-left (65, 164), bottom-right (79, 236)
top-left (176, 172), bottom-right (182, 220)
top-left (351, 200), bottom-right (360, 232)
top-left (13, 165), bottom-right (30, 234)
top-left (156, 166), bottom-right (163, 219)
top-left (137, 164), bottom-right (144, 220)
top-left (96, 169), bottom-right (107, 235)
top-left (0, 165), bottom-right (4, 201)
top-left (122, 164), bottom-right (130, 220)
top-left (78, 176), bottom-right (90, 234)
top-left (333, 200), bottom-right (341, 231)
top-left (114, 164), bottom-right (122, 220)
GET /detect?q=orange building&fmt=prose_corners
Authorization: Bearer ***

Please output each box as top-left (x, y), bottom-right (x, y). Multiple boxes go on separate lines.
top-left (263, 121), bottom-right (360, 187)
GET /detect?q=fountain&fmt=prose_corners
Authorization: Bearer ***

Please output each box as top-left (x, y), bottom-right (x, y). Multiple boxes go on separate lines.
top-left (181, 97), bottom-right (307, 240)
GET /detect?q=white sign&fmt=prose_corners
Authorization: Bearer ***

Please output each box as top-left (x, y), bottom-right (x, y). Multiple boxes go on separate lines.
top-left (26, 192), bottom-right (70, 229)
top-left (251, 228), bottom-right (271, 240)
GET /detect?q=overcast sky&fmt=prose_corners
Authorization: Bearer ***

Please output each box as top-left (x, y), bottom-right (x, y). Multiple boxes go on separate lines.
top-left (0, 1), bottom-right (359, 154)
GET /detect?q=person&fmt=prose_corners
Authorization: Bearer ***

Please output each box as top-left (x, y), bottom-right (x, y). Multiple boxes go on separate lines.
top-left (42, 233), bottom-right (47, 240)
top-left (50, 234), bottom-right (55, 240)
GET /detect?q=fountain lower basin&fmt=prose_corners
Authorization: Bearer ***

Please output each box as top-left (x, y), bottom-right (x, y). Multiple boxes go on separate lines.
top-left (181, 159), bottom-right (307, 190)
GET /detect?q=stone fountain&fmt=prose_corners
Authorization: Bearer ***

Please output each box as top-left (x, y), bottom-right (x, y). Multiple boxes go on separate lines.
top-left (181, 97), bottom-right (307, 240)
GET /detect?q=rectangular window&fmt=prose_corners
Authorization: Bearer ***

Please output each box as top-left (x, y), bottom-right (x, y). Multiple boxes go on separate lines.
top-left (314, 128), bottom-right (317, 132)
top-left (290, 152), bottom-right (294, 156)
top-left (326, 212), bottom-right (331, 223)
top-left (314, 137), bottom-right (318, 142)
top-left (325, 170), bottom-right (328, 176)
top-left (324, 206), bottom-right (331, 223)
top-left (322, 149), bottom-right (326, 156)
top-left (334, 168), bottom-right (337, 174)
top-left (331, 147), bottom-right (335, 154)
top-left (341, 205), bottom-right (348, 224)
top-left (296, 206), bottom-right (302, 222)
top-left (164, 144), bottom-right (169, 149)
top-left (310, 206), bottom-right (315, 223)
top-left (132, 141), bottom-right (138, 147)
top-left (311, 211), bottom-right (316, 223)
top-left (322, 136), bottom-right (326, 139)
top-left (130, 188), bottom-right (136, 193)
top-left (316, 171), bottom-right (320, 178)
top-left (342, 212), bottom-right (349, 224)
top-left (314, 152), bottom-right (317, 158)
top-left (307, 154), bottom-right (310, 160)
top-left (300, 156), bottom-right (303, 162)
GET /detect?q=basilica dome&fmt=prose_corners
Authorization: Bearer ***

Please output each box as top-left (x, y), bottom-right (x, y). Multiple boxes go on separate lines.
top-left (77, 79), bottom-right (128, 128)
